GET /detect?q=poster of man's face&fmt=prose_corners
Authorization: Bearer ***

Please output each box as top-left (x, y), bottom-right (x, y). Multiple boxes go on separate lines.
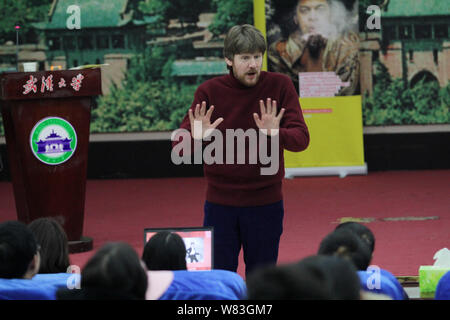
top-left (296, 0), bottom-right (332, 36)
top-left (266, 0), bottom-right (360, 96)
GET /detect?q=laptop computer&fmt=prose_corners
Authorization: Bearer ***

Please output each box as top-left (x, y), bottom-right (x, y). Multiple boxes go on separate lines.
top-left (144, 227), bottom-right (214, 271)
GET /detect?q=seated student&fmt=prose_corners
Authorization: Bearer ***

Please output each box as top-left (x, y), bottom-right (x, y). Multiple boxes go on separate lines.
top-left (299, 255), bottom-right (362, 300)
top-left (335, 222), bottom-right (375, 253)
top-left (0, 220), bottom-right (56, 299)
top-left (146, 269), bottom-right (247, 300)
top-left (57, 242), bottom-right (148, 300)
top-left (246, 263), bottom-right (332, 300)
top-left (335, 222), bottom-right (408, 299)
top-left (435, 270), bottom-right (450, 300)
top-left (246, 255), bottom-right (361, 300)
top-left (28, 217), bottom-right (70, 274)
top-left (318, 229), bottom-right (404, 300)
top-left (142, 231), bottom-right (187, 271)
top-left (356, 268), bottom-right (404, 300)
top-left (0, 221), bottom-right (40, 280)
top-left (318, 229), bottom-right (372, 270)
top-left (142, 231), bottom-right (246, 300)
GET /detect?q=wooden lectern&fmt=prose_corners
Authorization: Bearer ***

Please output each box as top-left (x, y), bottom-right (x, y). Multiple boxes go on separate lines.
top-left (0, 69), bottom-right (101, 253)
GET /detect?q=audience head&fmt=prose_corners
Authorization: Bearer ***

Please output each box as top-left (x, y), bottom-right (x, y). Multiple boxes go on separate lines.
top-left (318, 229), bottom-right (372, 270)
top-left (142, 231), bottom-right (187, 271)
top-left (335, 221), bottom-right (375, 253)
top-left (58, 242), bottom-right (148, 300)
top-left (247, 255), bottom-right (361, 300)
top-left (0, 220), bottom-right (40, 279)
top-left (28, 217), bottom-right (70, 274)
top-left (435, 270), bottom-right (450, 300)
top-left (299, 255), bottom-right (361, 300)
top-left (246, 262), bottom-right (333, 300)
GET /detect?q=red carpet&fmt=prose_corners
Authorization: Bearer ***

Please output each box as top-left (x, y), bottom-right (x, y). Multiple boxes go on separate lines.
top-left (1, 170), bottom-right (449, 278)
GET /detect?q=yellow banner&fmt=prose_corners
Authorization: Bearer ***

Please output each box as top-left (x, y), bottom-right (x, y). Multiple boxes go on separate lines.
top-left (284, 96), bottom-right (365, 168)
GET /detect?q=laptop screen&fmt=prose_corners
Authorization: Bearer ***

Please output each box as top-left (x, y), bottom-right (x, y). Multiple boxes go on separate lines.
top-left (144, 227), bottom-right (214, 271)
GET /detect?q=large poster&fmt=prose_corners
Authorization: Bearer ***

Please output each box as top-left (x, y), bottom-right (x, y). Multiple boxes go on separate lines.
top-left (0, 0), bottom-right (253, 136)
top-left (1, 0), bottom-right (446, 140)
top-left (360, 0), bottom-right (450, 127)
top-left (256, 0), bottom-right (366, 176)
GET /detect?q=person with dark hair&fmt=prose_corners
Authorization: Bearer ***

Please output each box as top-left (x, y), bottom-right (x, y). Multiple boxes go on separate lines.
top-left (173, 24), bottom-right (309, 276)
top-left (57, 242), bottom-right (148, 300)
top-left (335, 221), bottom-right (408, 299)
top-left (318, 228), bottom-right (405, 300)
top-left (0, 221), bottom-right (40, 279)
top-left (299, 255), bottom-right (361, 300)
top-left (268, 0), bottom-right (359, 95)
top-left (318, 229), bottom-right (372, 270)
top-left (246, 255), bottom-right (361, 300)
top-left (335, 221), bottom-right (375, 253)
top-left (28, 217), bottom-right (70, 274)
top-left (142, 231), bottom-right (187, 271)
top-left (246, 262), bottom-right (332, 300)
top-left (435, 270), bottom-right (450, 300)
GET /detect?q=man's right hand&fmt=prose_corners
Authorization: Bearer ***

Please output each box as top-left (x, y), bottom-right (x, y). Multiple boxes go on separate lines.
top-left (188, 101), bottom-right (224, 140)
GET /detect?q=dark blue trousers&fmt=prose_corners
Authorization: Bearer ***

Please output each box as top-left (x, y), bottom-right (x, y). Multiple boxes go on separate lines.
top-left (203, 200), bottom-right (284, 276)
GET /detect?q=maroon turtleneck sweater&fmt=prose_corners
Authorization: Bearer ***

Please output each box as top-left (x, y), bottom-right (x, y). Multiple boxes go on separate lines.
top-left (172, 71), bottom-right (309, 207)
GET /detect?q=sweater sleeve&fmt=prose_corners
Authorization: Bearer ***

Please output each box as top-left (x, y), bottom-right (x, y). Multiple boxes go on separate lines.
top-left (278, 75), bottom-right (310, 152)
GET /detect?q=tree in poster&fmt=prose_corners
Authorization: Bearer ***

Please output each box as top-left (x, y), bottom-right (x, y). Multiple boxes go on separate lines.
top-left (363, 61), bottom-right (450, 125)
top-left (91, 45), bottom-right (199, 133)
top-left (139, 0), bottom-right (212, 32)
top-left (208, 0), bottom-right (253, 36)
top-left (0, 0), bottom-right (52, 43)
top-left (0, 0), bottom-right (53, 135)
top-left (90, 0), bottom-right (254, 133)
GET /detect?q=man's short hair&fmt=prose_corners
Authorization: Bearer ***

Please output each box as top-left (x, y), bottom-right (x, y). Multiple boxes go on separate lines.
top-left (335, 221), bottom-right (375, 253)
top-left (318, 229), bottom-right (372, 270)
top-left (0, 221), bottom-right (39, 279)
top-left (223, 24), bottom-right (267, 61)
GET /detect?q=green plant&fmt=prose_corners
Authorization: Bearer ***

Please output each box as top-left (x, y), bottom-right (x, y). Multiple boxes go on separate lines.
top-left (90, 45), bottom-right (198, 133)
top-left (363, 68), bottom-right (450, 126)
top-left (208, 0), bottom-right (253, 36)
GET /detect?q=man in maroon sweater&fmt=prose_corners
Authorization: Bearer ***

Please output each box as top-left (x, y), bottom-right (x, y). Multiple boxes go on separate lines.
top-left (172, 25), bottom-right (309, 276)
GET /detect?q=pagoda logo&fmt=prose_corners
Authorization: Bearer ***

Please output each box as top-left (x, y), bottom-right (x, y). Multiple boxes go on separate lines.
top-left (30, 117), bottom-right (77, 165)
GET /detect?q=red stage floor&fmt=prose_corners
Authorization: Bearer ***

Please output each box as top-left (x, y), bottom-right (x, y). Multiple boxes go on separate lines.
top-left (1, 170), bottom-right (449, 278)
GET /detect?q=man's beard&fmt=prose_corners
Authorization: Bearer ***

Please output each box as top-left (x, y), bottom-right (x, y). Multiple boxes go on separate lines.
top-left (236, 69), bottom-right (260, 87)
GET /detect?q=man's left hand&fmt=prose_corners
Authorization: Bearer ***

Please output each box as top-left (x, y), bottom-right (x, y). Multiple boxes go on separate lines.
top-left (253, 98), bottom-right (285, 136)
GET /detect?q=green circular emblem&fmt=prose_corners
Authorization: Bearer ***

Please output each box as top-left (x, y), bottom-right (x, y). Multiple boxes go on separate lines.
top-left (30, 117), bottom-right (77, 165)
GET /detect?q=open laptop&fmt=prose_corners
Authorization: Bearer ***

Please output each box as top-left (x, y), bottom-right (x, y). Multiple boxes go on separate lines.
top-left (144, 227), bottom-right (214, 271)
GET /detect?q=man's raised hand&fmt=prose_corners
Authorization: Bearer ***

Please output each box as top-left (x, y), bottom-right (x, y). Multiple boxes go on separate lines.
top-left (253, 98), bottom-right (285, 136)
top-left (189, 101), bottom-right (224, 140)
